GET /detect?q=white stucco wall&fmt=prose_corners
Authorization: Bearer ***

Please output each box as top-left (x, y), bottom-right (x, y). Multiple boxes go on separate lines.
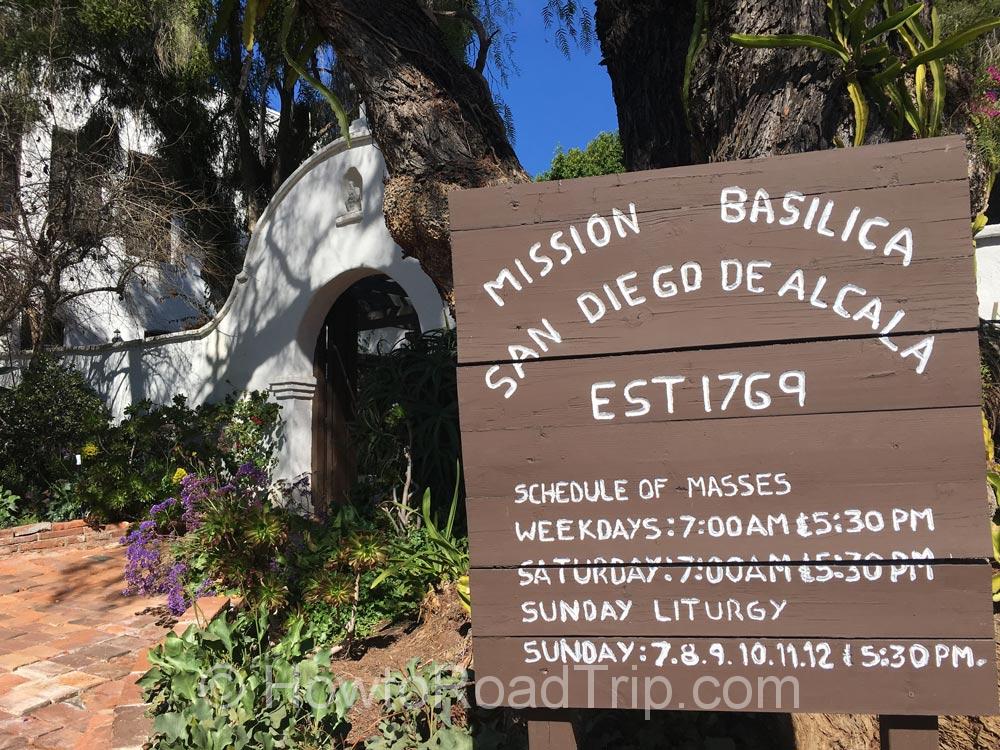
top-left (1, 89), bottom-right (215, 350)
top-left (977, 225), bottom-right (1000, 321)
top-left (1, 120), bottom-right (447, 484)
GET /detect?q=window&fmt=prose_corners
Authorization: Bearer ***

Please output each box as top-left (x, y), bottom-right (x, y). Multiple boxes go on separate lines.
top-left (49, 115), bottom-right (117, 243)
top-left (18, 312), bottom-right (64, 351)
top-left (124, 151), bottom-right (174, 259)
top-left (49, 127), bottom-right (101, 240)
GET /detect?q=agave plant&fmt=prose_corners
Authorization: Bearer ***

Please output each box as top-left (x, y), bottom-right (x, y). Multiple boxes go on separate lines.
top-left (731, 1), bottom-right (1000, 146)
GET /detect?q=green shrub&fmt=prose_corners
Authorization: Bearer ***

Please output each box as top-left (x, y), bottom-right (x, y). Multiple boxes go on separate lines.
top-left (0, 487), bottom-right (19, 528)
top-left (536, 131), bottom-right (625, 181)
top-left (373, 479), bottom-right (470, 614)
top-left (140, 606), bottom-right (357, 750)
top-left (366, 659), bottom-right (472, 750)
top-left (126, 464), bottom-right (426, 637)
top-left (352, 329), bottom-right (461, 525)
top-left (364, 660), bottom-right (513, 750)
top-left (0, 363), bottom-right (282, 526)
top-left (0, 357), bottom-right (109, 518)
top-left (78, 392), bottom-right (281, 521)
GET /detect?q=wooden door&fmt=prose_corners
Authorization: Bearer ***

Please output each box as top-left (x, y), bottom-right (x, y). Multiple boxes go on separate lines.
top-left (311, 291), bottom-right (358, 515)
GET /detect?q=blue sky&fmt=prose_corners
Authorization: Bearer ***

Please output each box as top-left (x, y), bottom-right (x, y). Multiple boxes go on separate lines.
top-left (497, 3), bottom-right (619, 176)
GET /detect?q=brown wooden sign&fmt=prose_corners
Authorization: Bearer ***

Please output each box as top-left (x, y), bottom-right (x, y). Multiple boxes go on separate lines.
top-left (449, 136), bottom-right (998, 717)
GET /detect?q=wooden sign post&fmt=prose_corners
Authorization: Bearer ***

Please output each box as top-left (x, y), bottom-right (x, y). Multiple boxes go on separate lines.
top-left (449, 137), bottom-right (998, 747)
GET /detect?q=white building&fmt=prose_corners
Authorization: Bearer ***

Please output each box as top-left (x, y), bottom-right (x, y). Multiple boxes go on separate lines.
top-left (0, 114), bottom-right (448, 509)
top-left (0, 92), bottom-right (214, 352)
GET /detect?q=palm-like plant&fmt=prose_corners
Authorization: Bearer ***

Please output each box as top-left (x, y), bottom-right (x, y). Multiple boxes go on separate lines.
top-left (372, 466), bottom-right (471, 614)
top-left (732, 1), bottom-right (1000, 146)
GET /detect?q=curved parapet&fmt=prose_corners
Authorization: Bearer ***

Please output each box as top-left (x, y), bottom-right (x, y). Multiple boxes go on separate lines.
top-left (1, 121), bottom-right (447, 481)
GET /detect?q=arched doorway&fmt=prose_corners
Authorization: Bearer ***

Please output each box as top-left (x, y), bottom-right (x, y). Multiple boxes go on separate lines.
top-left (311, 274), bottom-right (420, 513)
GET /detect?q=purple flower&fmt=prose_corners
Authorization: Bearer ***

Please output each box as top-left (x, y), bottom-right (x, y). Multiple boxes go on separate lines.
top-left (149, 497), bottom-right (178, 516)
top-left (194, 577), bottom-right (216, 598)
top-left (121, 524), bottom-right (168, 598)
top-left (165, 562), bottom-right (189, 616)
top-left (122, 462), bottom-right (272, 610)
top-left (236, 461), bottom-right (267, 487)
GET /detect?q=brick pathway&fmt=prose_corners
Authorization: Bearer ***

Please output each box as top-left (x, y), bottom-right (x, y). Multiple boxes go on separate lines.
top-left (0, 545), bottom-right (170, 749)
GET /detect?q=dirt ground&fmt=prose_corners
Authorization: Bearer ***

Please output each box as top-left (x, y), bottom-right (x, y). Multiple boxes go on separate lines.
top-left (334, 596), bottom-right (1000, 749)
top-left (335, 584), bottom-right (473, 746)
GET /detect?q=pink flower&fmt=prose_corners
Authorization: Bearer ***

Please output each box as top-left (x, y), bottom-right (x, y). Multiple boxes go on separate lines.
top-left (987, 91), bottom-right (999, 102)
top-left (989, 66), bottom-right (1000, 84)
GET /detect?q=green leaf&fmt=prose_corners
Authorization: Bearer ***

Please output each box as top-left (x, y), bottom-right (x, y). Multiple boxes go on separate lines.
top-left (136, 666), bottom-right (163, 691)
top-left (871, 58), bottom-right (903, 88)
top-left (847, 79), bottom-right (869, 147)
top-left (914, 63), bottom-right (927, 129)
top-left (207, 615), bottom-right (234, 656)
top-left (729, 33), bottom-right (850, 62)
top-left (927, 59), bottom-right (946, 137)
top-left (859, 43), bottom-right (892, 68)
top-left (284, 30), bottom-right (327, 92)
top-left (154, 712), bottom-right (188, 743)
top-left (682, 0), bottom-right (709, 127)
top-left (986, 471), bottom-right (1000, 495)
top-left (171, 672), bottom-right (199, 702)
top-left (444, 460), bottom-right (461, 538)
top-left (863, 3), bottom-right (923, 42)
top-left (902, 11), bottom-right (946, 136)
top-left (846, 0), bottom-right (878, 46)
top-left (885, 81), bottom-right (923, 134)
top-left (904, 19), bottom-right (1000, 72)
top-left (280, 0), bottom-right (351, 143)
top-left (826, 0), bottom-right (848, 49)
top-left (243, 0), bottom-right (272, 52)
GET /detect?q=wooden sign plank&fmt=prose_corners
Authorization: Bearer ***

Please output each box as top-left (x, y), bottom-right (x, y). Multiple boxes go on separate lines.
top-left (472, 635), bottom-right (998, 716)
top-left (470, 563), bottom-right (993, 639)
top-left (450, 137), bottom-right (968, 232)
top-left (453, 185), bottom-right (977, 363)
top-left (457, 332), bottom-right (980, 430)
top-left (463, 406), bottom-right (989, 566)
top-left (450, 139), bottom-right (975, 364)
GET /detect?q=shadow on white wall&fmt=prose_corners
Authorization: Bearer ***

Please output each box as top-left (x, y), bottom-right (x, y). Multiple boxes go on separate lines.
top-left (1, 119), bottom-right (447, 483)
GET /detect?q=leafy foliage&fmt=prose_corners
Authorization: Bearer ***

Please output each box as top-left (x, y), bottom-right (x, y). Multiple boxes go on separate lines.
top-left (352, 329), bottom-right (461, 524)
top-left (0, 487), bottom-right (19, 528)
top-left (536, 132), bottom-right (625, 181)
top-left (0, 357), bottom-right (108, 516)
top-left (77, 392), bottom-right (281, 521)
top-left (0, 359), bottom-right (281, 527)
top-left (978, 323), bottom-right (1000, 599)
top-left (123, 462), bottom-right (428, 634)
top-left (140, 606), bottom-right (357, 749)
top-left (731, 0), bottom-right (1000, 146)
top-left (542, 1), bottom-right (594, 57)
top-left (373, 478), bottom-right (471, 615)
top-left (366, 659), bottom-right (473, 750)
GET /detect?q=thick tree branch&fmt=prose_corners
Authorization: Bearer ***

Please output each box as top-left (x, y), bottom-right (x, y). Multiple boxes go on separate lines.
top-left (301, 0), bottom-right (528, 299)
top-left (433, 9), bottom-right (494, 74)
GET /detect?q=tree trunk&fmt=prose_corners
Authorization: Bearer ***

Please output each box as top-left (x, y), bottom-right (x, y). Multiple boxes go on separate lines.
top-left (594, 0), bottom-right (697, 170)
top-left (596, 0), bottom-right (851, 171)
top-left (300, 0), bottom-right (529, 299)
